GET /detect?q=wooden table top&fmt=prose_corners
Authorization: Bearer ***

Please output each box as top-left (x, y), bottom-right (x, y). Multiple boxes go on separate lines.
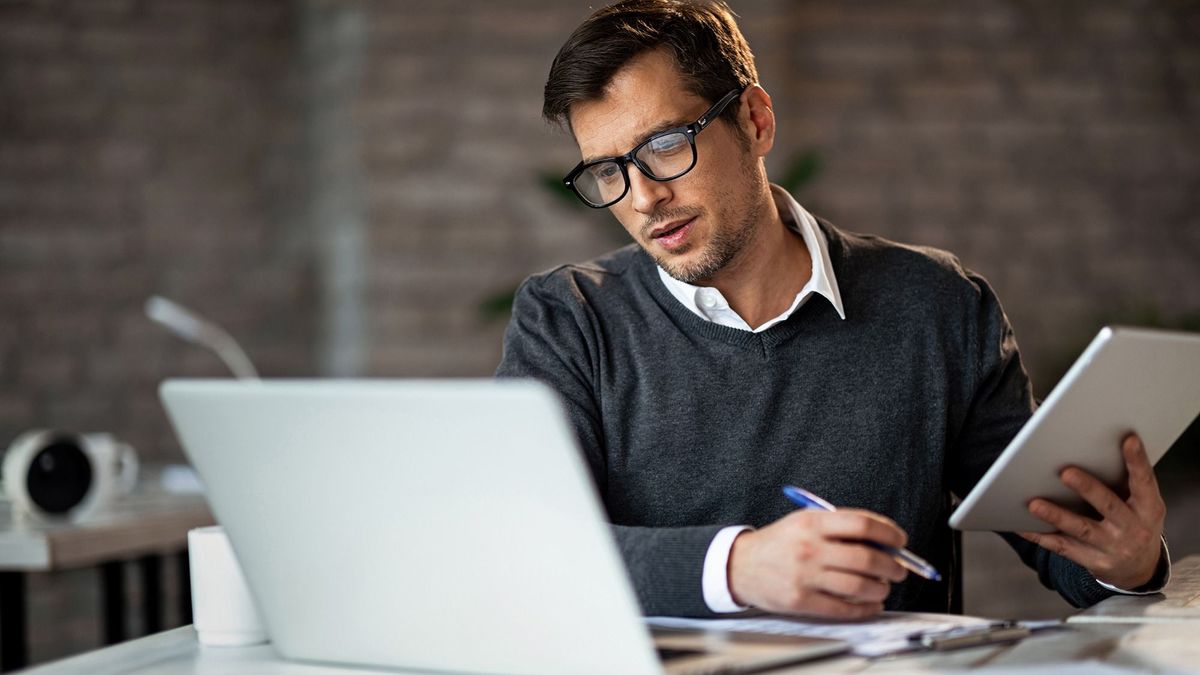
top-left (0, 486), bottom-right (213, 570)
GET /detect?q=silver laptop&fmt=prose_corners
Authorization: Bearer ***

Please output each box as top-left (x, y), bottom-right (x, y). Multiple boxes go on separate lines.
top-left (160, 379), bottom-right (847, 675)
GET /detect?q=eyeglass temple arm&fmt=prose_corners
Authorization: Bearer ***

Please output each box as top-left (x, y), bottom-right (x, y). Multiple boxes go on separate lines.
top-left (694, 88), bottom-right (744, 131)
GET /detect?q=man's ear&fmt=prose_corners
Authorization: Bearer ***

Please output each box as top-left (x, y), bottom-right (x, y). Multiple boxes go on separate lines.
top-left (738, 84), bottom-right (775, 157)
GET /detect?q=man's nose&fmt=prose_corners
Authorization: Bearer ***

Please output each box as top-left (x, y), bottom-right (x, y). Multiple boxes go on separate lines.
top-left (627, 166), bottom-right (672, 215)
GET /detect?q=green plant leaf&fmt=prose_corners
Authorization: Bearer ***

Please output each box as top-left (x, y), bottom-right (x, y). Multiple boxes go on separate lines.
top-left (779, 150), bottom-right (823, 194)
top-left (478, 285), bottom-right (519, 322)
top-left (539, 171), bottom-right (589, 210)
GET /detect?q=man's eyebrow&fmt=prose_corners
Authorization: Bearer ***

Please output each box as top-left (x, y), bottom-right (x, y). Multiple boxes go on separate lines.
top-left (581, 118), bottom-right (691, 165)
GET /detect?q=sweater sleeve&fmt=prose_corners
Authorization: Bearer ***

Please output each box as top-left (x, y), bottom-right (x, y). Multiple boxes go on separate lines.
top-left (495, 275), bottom-right (724, 617)
top-left (947, 271), bottom-right (1120, 608)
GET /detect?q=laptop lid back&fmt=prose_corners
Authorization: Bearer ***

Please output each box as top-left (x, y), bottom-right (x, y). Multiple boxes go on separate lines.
top-left (160, 379), bottom-right (660, 675)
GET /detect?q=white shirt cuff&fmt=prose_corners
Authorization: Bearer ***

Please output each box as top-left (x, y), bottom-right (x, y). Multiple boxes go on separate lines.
top-left (1094, 536), bottom-right (1172, 595)
top-left (702, 525), bottom-right (753, 613)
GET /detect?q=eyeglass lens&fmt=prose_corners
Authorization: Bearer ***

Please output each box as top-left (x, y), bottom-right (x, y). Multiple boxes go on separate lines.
top-left (574, 131), bottom-right (695, 207)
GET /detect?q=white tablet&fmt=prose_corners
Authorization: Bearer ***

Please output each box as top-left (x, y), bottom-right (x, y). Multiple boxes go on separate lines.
top-left (949, 326), bottom-right (1200, 532)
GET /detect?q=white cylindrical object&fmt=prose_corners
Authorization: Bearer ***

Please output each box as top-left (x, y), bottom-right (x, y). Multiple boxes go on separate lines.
top-left (188, 525), bottom-right (268, 646)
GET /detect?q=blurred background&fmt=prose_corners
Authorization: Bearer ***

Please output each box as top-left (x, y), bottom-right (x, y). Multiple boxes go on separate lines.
top-left (1, 0), bottom-right (1197, 666)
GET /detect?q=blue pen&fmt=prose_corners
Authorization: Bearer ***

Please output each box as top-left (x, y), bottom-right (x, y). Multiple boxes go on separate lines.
top-left (782, 485), bottom-right (942, 582)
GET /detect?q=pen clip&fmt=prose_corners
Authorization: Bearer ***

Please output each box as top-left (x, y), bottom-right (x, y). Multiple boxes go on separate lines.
top-left (907, 621), bottom-right (1030, 651)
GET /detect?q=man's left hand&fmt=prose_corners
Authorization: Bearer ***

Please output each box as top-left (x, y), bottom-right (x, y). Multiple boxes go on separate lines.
top-left (1018, 433), bottom-right (1166, 590)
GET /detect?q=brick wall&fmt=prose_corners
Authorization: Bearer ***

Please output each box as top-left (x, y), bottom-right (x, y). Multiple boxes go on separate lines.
top-left (356, 0), bottom-right (1199, 387)
top-left (0, 0), bottom-right (312, 663)
top-left (1, 0), bottom-right (1197, 665)
top-left (769, 1), bottom-right (1200, 384)
top-left (8, 0), bottom-right (1189, 462)
top-left (0, 0), bottom-right (315, 467)
top-left (356, 0), bottom-right (624, 377)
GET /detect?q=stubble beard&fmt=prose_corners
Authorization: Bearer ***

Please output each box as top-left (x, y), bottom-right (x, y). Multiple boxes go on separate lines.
top-left (652, 163), bottom-right (768, 286)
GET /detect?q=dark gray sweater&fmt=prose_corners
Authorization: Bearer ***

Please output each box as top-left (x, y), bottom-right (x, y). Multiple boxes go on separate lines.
top-left (496, 219), bottom-right (1120, 616)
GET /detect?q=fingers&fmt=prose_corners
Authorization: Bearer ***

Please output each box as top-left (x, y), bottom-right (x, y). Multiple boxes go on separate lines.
top-left (1122, 434), bottom-right (1164, 519)
top-left (1027, 492), bottom-right (1108, 550)
top-left (1047, 434), bottom-right (1165, 533)
top-left (1020, 434), bottom-right (1167, 590)
top-left (814, 568), bottom-right (893, 603)
top-left (1056, 465), bottom-right (1135, 529)
top-left (815, 509), bottom-right (908, 549)
top-left (1027, 498), bottom-right (1104, 548)
top-left (822, 541), bottom-right (908, 583)
top-left (1019, 528), bottom-right (1160, 589)
top-left (790, 591), bottom-right (883, 621)
top-left (728, 511), bottom-right (908, 619)
top-left (1017, 531), bottom-right (1101, 569)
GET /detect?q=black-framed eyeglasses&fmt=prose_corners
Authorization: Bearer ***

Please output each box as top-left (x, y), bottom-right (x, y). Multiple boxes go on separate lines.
top-left (562, 88), bottom-right (743, 208)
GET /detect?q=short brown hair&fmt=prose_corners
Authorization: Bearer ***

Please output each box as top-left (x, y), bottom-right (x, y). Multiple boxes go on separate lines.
top-left (543, 0), bottom-right (758, 132)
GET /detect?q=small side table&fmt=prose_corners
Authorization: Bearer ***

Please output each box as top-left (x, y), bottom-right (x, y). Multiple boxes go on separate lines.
top-left (0, 489), bottom-right (214, 671)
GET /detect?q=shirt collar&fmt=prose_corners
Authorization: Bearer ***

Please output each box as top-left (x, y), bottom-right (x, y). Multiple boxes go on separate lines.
top-left (656, 184), bottom-right (846, 329)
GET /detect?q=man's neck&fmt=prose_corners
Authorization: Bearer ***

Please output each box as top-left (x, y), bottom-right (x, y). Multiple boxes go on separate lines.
top-left (706, 190), bottom-right (813, 330)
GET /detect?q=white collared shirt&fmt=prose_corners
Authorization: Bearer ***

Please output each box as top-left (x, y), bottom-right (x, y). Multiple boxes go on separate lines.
top-left (656, 185), bottom-right (845, 331)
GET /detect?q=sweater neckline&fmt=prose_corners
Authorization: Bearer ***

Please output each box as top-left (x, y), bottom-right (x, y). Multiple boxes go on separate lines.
top-left (634, 220), bottom-right (848, 351)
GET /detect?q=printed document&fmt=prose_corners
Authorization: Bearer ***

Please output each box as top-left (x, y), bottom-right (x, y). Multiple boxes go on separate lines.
top-left (647, 611), bottom-right (993, 658)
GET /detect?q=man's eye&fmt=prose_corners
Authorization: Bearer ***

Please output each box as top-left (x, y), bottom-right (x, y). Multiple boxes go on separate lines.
top-left (648, 133), bottom-right (687, 154)
top-left (590, 164), bottom-right (621, 183)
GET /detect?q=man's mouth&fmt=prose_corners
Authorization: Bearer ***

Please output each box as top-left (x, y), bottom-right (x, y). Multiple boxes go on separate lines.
top-left (648, 216), bottom-right (697, 251)
top-left (650, 217), bottom-right (695, 239)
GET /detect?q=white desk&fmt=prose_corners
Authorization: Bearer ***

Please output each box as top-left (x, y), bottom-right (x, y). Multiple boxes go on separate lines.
top-left (0, 488), bottom-right (213, 671)
top-left (20, 555), bottom-right (1200, 675)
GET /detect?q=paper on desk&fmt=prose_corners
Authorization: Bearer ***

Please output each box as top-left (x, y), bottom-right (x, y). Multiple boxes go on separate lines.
top-left (647, 611), bottom-right (993, 658)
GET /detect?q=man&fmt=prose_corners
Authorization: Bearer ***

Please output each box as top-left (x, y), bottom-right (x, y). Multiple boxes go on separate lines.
top-left (497, 0), bottom-right (1169, 618)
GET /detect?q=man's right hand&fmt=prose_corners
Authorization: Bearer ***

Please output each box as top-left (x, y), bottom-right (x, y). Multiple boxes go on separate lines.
top-left (727, 509), bottom-right (909, 619)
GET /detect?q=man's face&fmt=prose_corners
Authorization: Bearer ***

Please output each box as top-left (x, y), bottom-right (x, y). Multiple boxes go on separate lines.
top-left (569, 50), bottom-right (766, 285)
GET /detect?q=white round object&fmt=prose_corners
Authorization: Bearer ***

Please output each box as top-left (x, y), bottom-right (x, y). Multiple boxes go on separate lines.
top-left (2, 429), bottom-right (138, 523)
